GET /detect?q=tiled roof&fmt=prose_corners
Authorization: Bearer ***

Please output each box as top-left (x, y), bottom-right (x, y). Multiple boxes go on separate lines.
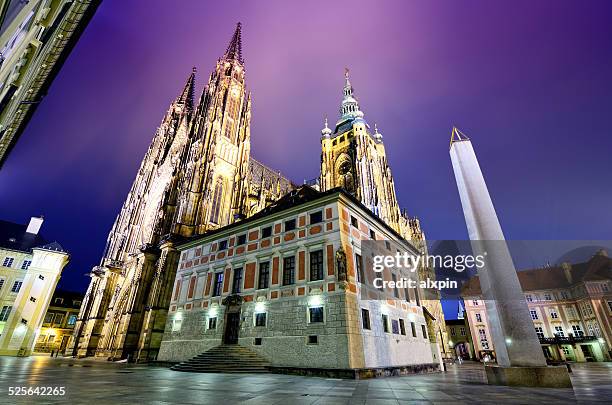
top-left (177, 185), bottom-right (410, 249)
top-left (248, 185), bottom-right (322, 219)
top-left (175, 185), bottom-right (322, 247)
top-left (0, 219), bottom-right (48, 253)
top-left (461, 251), bottom-right (611, 296)
top-left (39, 241), bottom-right (67, 253)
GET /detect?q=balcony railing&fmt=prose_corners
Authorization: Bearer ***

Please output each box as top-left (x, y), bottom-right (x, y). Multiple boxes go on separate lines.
top-left (539, 335), bottom-right (598, 345)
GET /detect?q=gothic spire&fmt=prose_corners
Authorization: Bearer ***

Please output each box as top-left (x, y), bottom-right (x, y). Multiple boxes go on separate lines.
top-left (224, 22), bottom-right (244, 64)
top-left (176, 67), bottom-right (196, 111)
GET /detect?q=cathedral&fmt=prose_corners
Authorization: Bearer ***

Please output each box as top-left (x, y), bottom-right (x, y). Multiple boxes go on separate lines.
top-left (67, 23), bottom-right (447, 363)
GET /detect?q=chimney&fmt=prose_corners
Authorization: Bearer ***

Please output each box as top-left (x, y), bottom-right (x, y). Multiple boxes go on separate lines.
top-left (26, 216), bottom-right (44, 234)
top-left (561, 262), bottom-right (572, 284)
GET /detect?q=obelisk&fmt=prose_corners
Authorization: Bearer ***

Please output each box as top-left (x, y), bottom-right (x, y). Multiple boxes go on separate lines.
top-left (450, 127), bottom-right (571, 387)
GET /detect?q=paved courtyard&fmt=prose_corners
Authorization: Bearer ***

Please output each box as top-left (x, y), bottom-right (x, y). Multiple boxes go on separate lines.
top-left (0, 356), bottom-right (610, 404)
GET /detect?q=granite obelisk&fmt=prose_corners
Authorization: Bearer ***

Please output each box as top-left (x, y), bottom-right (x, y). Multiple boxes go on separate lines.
top-left (450, 127), bottom-right (571, 387)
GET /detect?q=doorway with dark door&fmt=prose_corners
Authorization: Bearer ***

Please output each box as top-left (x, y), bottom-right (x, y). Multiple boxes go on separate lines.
top-left (224, 311), bottom-right (241, 344)
top-left (59, 335), bottom-right (70, 352)
top-left (580, 344), bottom-right (595, 362)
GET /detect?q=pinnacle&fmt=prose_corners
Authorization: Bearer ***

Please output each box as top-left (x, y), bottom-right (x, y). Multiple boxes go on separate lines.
top-left (224, 22), bottom-right (244, 64)
top-left (176, 68), bottom-right (196, 111)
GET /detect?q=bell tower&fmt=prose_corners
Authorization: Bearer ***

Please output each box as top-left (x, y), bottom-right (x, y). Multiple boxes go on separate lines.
top-left (319, 69), bottom-right (450, 363)
top-left (319, 69), bottom-right (402, 233)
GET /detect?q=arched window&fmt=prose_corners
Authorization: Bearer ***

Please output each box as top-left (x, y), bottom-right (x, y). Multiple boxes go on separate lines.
top-left (223, 92), bottom-right (240, 142)
top-left (210, 179), bottom-right (224, 224)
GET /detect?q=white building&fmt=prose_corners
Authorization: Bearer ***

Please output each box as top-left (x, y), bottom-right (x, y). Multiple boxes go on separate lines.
top-left (0, 0), bottom-right (100, 167)
top-left (158, 187), bottom-right (442, 377)
top-left (0, 216), bottom-right (70, 356)
top-left (462, 250), bottom-right (611, 362)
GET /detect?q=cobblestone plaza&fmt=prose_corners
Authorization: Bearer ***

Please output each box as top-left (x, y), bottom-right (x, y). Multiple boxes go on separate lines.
top-left (0, 356), bottom-right (609, 404)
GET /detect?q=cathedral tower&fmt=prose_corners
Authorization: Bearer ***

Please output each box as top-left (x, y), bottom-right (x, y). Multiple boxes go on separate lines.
top-left (174, 22), bottom-right (252, 236)
top-left (67, 24), bottom-right (288, 361)
top-left (319, 69), bottom-right (449, 360)
top-left (319, 69), bottom-right (403, 234)
top-left (67, 67), bottom-right (197, 359)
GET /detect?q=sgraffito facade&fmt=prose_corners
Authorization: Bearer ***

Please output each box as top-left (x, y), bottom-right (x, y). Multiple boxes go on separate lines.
top-left (159, 187), bottom-right (440, 375)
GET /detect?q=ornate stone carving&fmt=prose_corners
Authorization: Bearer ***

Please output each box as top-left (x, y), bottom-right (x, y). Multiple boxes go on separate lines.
top-left (336, 246), bottom-right (347, 282)
top-left (222, 294), bottom-right (244, 307)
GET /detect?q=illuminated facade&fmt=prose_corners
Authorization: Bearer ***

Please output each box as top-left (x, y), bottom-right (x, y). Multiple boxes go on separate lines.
top-left (319, 70), bottom-right (403, 234)
top-left (34, 290), bottom-right (82, 353)
top-left (462, 250), bottom-right (612, 362)
top-left (68, 24), bottom-right (294, 361)
top-left (319, 69), bottom-right (449, 359)
top-left (0, 216), bottom-right (69, 356)
top-left (69, 23), bottom-right (447, 364)
top-left (159, 187), bottom-right (441, 376)
top-left (0, 0), bottom-right (100, 168)
top-left (445, 318), bottom-right (474, 360)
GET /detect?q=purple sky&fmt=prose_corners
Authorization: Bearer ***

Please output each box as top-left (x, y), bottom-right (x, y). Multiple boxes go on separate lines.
top-left (1, 1), bottom-right (611, 317)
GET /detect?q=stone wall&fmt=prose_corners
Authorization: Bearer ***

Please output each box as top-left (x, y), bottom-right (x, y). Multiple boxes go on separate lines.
top-left (158, 292), bottom-right (352, 368)
top-left (159, 289), bottom-right (436, 371)
top-left (157, 306), bottom-right (220, 362)
top-left (356, 299), bottom-right (435, 368)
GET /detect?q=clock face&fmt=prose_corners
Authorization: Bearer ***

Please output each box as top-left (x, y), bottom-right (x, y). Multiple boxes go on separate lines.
top-left (339, 160), bottom-right (351, 175)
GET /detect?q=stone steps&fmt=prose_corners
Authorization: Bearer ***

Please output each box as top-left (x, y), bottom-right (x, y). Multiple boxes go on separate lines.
top-left (171, 344), bottom-right (270, 373)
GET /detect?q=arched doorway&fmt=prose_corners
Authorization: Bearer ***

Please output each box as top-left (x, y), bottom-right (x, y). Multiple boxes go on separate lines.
top-left (454, 342), bottom-right (470, 360)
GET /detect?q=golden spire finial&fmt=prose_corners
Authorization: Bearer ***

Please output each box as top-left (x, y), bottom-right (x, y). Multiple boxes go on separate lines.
top-left (450, 126), bottom-right (470, 149)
